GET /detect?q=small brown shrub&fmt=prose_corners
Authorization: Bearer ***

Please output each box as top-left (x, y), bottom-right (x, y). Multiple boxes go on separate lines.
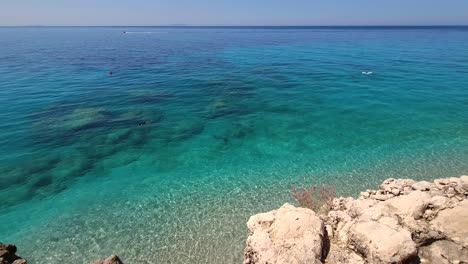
top-left (291, 184), bottom-right (335, 214)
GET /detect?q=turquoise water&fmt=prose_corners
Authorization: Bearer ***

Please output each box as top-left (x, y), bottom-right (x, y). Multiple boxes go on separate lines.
top-left (1, 26), bottom-right (468, 263)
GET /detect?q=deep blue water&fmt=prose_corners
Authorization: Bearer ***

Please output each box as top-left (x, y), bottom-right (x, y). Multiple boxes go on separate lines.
top-left (1, 26), bottom-right (468, 263)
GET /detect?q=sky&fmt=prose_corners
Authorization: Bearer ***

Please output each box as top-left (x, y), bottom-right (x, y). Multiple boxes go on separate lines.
top-left (1, 0), bottom-right (468, 26)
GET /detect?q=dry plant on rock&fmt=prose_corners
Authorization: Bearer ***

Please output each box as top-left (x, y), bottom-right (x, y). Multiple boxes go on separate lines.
top-left (291, 184), bottom-right (335, 214)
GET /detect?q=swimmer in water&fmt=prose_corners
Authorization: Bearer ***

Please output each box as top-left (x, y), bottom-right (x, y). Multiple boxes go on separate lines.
top-left (138, 120), bottom-right (152, 126)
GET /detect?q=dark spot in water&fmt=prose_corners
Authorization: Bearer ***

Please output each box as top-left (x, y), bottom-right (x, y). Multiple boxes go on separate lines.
top-left (0, 157), bottom-right (60, 190)
top-left (49, 237), bottom-right (60, 243)
top-left (32, 176), bottom-right (53, 188)
top-left (104, 129), bottom-right (134, 145)
top-left (172, 122), bottom-right (205, 141)
top-left (139, 120), bottom-right (151, 126)
top-left (58, 155), bottom-right (94, 180)
top-left (114, 108), bottom-right (164, 127)
top-left (213, 135), bottom-right (229, 144)
top-left (212, 121), bottom-right (255, 147)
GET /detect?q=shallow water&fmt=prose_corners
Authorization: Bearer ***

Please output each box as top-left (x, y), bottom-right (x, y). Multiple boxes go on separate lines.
top-left (1, 26), bottom-right (468, 263)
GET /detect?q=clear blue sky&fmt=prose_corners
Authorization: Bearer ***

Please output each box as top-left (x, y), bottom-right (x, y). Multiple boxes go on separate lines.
top-left (1, 0), bottom-right (468, 26)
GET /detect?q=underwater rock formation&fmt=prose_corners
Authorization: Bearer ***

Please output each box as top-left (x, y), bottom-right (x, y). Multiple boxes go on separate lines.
top-left (205, 98), bottom-right (251, 119)
top-left (154, 118), bottom-right (205, 142)
top-left (213, 121), bottom-right (255, 146)
top-left (37, 107), bottom-right (111, 133)
top-left (0, 102), bottom-right (164, 209)
top-left (245, 176), bottom-right (468, 264)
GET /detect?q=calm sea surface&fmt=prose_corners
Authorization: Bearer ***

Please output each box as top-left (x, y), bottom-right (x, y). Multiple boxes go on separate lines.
top-left (1, 26), bottom-right (468, 263)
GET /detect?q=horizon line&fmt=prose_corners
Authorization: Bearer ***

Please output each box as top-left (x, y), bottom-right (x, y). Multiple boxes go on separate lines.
top-left (1, 24), bottom-right (468, 28)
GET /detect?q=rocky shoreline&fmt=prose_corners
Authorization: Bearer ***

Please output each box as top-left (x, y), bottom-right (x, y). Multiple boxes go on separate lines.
top-left (244, 176), bottom-right (468, 264)
top-left (2, 176), bottom-right (467, 264)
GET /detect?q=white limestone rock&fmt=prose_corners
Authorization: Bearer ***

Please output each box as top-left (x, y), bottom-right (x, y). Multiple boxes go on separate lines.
top-left (348, 220), bottom-right (417, 263)
top-left (412, 181), bottom-right (434, 191)
top-left (244, 203), bottom-right (325, 264)
top-left (431, 199), bottom-right (468, 247)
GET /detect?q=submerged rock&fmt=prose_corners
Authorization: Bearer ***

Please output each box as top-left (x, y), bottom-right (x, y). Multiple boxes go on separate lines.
top-left (205, 98), bottom-right (250, 119)
top-left (156, 118), bottom-right (205, 142)
top-left (213, 121), bottom-right (255, 145)
top-left (42, 107), bottom-right (110, 132)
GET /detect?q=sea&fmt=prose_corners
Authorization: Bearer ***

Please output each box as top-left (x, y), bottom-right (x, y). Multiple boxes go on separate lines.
top-left (0, 26), bottom-right (467, 263)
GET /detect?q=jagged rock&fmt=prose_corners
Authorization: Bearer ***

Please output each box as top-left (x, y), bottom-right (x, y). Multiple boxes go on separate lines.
top-left (402, 186), bottom-right (413, 194)
top-left (385, 190), bottom-right (431, 220)
top-left (430, 195), bottom-right (450, 210)
top-left (245, 176), bottom-right (467, 264)
top-left (345, 199), bottom-right (377, 219)
top-left (460, 175), bottom-right (468, 191)
top-left (244, 203), bottom-right (325, 264)
top-left (449, 177), bottom-right (461, 184)
top-left (419, 240), bottom-right (468, 264)
top-left (327, 210), bottom-right (353, 244)
top-left (380, 178), bottom-right (416, 192)
top-left (431, 199), bottom-right (468, 247)
top-left (435, 179), bottom-right (450, 186)
top-left (412, 181), bottom-right (433, 191)
top-left (347, 220), bottom-right (417, 263)
top-left (325, 244), bottom-right (364, 264)
top-left (359, 191), bottom-right (370, 198)
top-left (0, 243), bottom-right (26, 264)
top-left (89, 255), bottom-right (123, 264)
top-left (373, 192), bottom-right (389, 201)
top-left (391, 188), bottom-right (400, 196)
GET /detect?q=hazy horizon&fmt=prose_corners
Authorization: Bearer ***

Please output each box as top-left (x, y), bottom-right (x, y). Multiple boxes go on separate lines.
top-left (1, 0), bottom-right (468, 26)
top-left (2, 25), bottom-right (468, 27)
